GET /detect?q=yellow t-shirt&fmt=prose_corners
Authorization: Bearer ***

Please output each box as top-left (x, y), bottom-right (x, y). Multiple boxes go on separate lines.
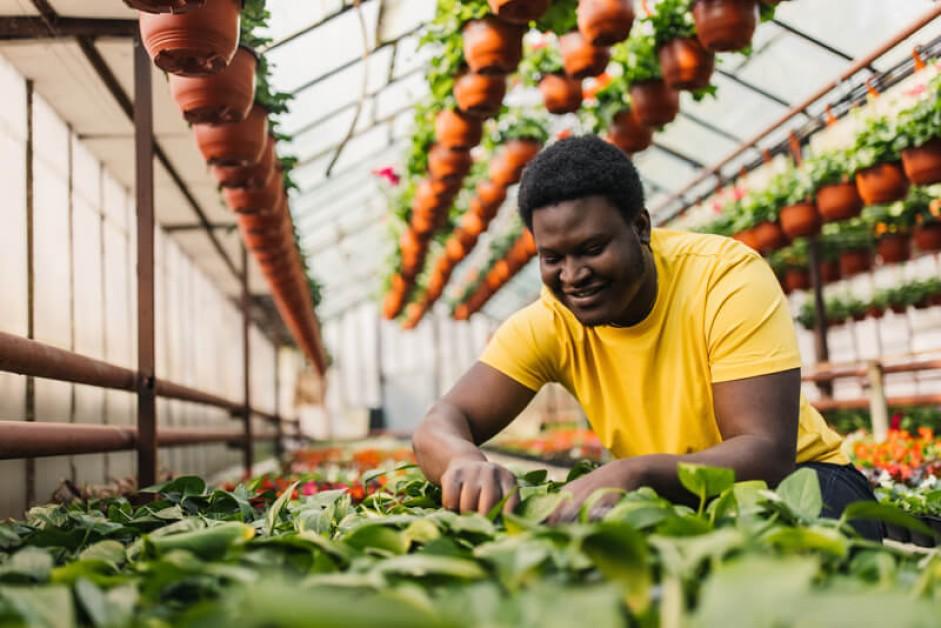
top-left (480, 228), bottom-right (846, 465)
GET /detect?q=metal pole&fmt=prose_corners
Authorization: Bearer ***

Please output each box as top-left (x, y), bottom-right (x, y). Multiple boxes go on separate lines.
top-left (133, 35), bottom-right (157, 489)
top-left (866, 361), bottom-right (890, 442)
top-left (807, 237), bottom-right (832, 397)
top-left (24, 78), bottom-right (35, 507)
top-left (273, 345), bottom-right (283, 463)
top-left (241, 245), bottom-right (253, 477)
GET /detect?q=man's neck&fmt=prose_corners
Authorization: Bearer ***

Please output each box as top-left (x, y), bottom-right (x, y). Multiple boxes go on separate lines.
top-left (609, 249), bottom-right (658, 328)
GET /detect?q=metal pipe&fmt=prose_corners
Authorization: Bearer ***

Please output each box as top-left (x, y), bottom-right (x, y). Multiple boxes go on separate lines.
top-left (0, 421), bottom-right (276, 460)
top-left (653, 5), bottom-right (941, 221)
top-left (802, 358), bottom-right (941, 382)
top-left (155, 380), bottom-right (242, 413)
top-left (813, 394), bottom-right (941, 412)
top-left (241, 245), bottom-right (253, 476)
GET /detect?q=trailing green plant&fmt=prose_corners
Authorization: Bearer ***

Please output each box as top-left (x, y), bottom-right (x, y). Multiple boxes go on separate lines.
top-left (864, 197), bottom-right (919, 234)
top-left (493, 108), bottom-right (551, 144)
top-left (821, 218), bottom-right (874, 251)
top-left (851, 115), bottom-right (904, 173)
top-left (519, 40), bottom-right (565, 87)
top-left (764, 165), bottom-right (815, 207)
top-left (693, 212), bottom-right (736, 238)
top-left (646, 0), bottom-right (696, 48)
top-left (796, 301), bottom-right (816, 330)
top-left (579, 73), bottom-right (629, 134)
top-left (613, 32), bottom-right (661, 86)
top-left (769, 238), bottom-right (808, 269)
top-left (534, 0), bottom-right (578, 35)
top-left (894, 73), bottom-right (941, 151)
top-left (805, 148), bottom-right (854, 189)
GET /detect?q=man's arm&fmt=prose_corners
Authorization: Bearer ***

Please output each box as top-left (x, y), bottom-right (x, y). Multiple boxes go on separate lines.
top-left (550, 368), bottom-right (799, 521)
top-left (412, 362), bottom-right (537, 514)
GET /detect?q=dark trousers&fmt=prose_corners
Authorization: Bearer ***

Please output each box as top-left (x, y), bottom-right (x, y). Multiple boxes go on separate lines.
top-left (797, 461), bottom-right (884, 542)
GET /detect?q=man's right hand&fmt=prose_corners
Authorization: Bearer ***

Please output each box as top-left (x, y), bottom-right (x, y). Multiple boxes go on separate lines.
top-left (440, 458), bottom-right (520, 516)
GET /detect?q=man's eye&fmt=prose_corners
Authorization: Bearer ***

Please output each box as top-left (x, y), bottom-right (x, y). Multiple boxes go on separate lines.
top-left (541, 254), bottom-right (560, 264)
top-left (584, 244), bottom-right (605, 256)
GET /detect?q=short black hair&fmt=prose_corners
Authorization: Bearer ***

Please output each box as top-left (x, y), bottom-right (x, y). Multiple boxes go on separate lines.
top-left (517, 135), bottom-right (645, 229)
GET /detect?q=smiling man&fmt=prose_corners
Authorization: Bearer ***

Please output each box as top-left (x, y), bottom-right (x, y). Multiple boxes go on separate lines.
top-left (412, 136), bottom-right (881, 540)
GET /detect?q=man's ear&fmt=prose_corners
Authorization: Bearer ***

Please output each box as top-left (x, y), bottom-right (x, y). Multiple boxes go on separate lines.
top-left (634, 209), bottom-right (651, 245)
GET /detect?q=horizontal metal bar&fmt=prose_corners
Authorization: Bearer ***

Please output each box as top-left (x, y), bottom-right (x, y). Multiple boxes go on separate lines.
top-left (0, 16), bottom-right (137, 40)
top-left (162, 222), bottom-right (236, 233)
top-left (803, 358), bottom-right (941, 382)
top-left (812, 394), bottom-right (941, 412)
top-left (0, 420), bottom-right (276, 460)
top-left (155, 380), bottom-right (243, 414)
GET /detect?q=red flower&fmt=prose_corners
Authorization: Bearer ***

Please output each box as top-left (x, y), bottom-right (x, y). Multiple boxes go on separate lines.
top-left (890, 413), bottom-right (902, 431)
top-left (372, 166), bottom-right (400, 186)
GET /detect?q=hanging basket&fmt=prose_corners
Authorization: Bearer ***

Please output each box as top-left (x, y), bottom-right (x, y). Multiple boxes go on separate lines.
top-left (733, 227), bottom-right (760, 251)
top-left (606, 109), bottom-right (652, 154)
top-left (629, 80), bottom-right (679, 127)
top-left (539, 74), bottom-right (583, 114)
top-left (454, 72), bottom-right (507, 119)
top-left (139, 0), bottom-right (240, 76)
top-left (576, 0), bottom-right (635, 47)
top-left (838, 248), bottom-right (871, 277)
top-left (560, 31), bottom-right (611, 79)
top-left (855, 161), bottom-right (909, 206)
top-left (124, 0), bottom-right (205, 13)
top-left (473, 180), bottom-right (508, 222)
top-left (778, 202), bottom-right (821, 239)
top-left (193, 103), bottom-right (268, 166)
top-left (487, 0), bottom-right (550, 24)
top-left (502, 139), bottom-right (543, 172)
top-left (876, 233), bottom-right (911, 264)
top-left (692, 0), bottom-right (759, 53)
top-left (434, 109), bottom-right (484, 150)
top-left (462, 17), bottom-right (525, 75)
top-left (753, 220), bottom-right (787, 253)
top-left (223, 173), bottom-right (282, 214)
top-left (818, 259), bottom-right (840, 284)
top-left (914, 221), bottom-right (941, 252)
top-left (168, 45), bottom-right (256, 124)
top-left (783, 268), bottom-right (810, 292)
top-left (815, 181), bottom-right (862, 223)
top-left (657, 37), bottom-right (715, 91)
top-left (901, 138), bottom-right (941, 185)
top-left (400, 229), bottom-right (428, 279)
top-left (211, 134), bottom-right (276, 189)
top-left (428, 144), bottom-right (472, 183)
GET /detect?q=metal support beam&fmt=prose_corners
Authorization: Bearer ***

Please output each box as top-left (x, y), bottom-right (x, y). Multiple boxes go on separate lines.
top-left (677, 110), bottom-right (745, 144)
top-left (133, 35), bottom-right (157, 489)
top-left (241, 245), bottom-right (253, 476)
top-left (715, 68), bottom-right (792, 108)
top-left (263, 0), bottom-right (374, 53)
top-left (807, 237), bottom-right (831, 397)
top-left (771, 18), bottom-right (857, 64)
top-left (0, 16), bottom-right (137, 40)
top-left (651, 142), bottom-right (705, 169)
top-left (162, 221), bottom-right (236, 233)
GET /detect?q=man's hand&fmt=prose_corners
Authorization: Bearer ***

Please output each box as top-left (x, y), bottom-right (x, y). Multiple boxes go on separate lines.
top-left (441, 458), bottom-right (520, 515)
top-left (548, 458), bottom-right (647, 523)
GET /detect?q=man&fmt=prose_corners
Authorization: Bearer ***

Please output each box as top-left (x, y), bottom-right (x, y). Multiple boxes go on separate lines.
top-left (413, 136), bottom-right (880, 539)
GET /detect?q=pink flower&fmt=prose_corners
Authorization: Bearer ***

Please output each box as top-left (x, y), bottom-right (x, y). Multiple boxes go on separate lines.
top-left (372, 166), bottom-right (400, 186)
top-left (905, 83), bottom-right (927, 98)
top-left (732, 186), bottom-right (745, 201)
top-left (301, 482), bottom-right (318, 496)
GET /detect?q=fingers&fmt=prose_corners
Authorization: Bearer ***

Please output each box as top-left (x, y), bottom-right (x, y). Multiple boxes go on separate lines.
top-left (500, 473), bottom-right (520, 515)
top-left (440, 466), bottom-right (462, 512)
top-left (440, 462), bottom-right (520, 515)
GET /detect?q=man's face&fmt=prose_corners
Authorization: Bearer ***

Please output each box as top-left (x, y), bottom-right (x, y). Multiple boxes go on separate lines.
top-left (532, 195), bottom-right (652, 327)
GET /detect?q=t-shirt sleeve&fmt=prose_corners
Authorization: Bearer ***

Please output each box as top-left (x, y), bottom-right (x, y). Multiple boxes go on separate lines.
top-left (479, 302), bottom-right (560, 391)
top-left (704, 249), bottom-right (803, 383)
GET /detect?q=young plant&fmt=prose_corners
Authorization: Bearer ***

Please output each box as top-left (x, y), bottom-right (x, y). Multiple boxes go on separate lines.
top-left (519, 40), bottom-right (565, 87)
top-left (613, 31), bottom-right (661, 86)
top-left (805, 149), bottom-right (854, 189)
top-left (894, 74), bottom-right (941, 151)
top-left (851, 115), bottom-right (904, 173)
top-left (646, 0), bottom-right (696, 48)
top-left (534, 0), bottom-right (578, 35)
top-left (493, 108), bottom-right (551, 144)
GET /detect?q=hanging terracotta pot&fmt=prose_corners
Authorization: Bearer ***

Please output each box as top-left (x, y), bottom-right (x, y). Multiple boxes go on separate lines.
top-left (783, 267), bottom-right (810, 292)
top-left (818, 259), bottom-right (840, 284)
top-left (815, 182), bottom-right (862, 223)
top-left (657, 38), bottom-right (715, 91)
top-left (539, 73), bottom-right (583, 114)
top-left (752, 220), bottom-right (787, 253)
top-left (193, 103), bottom-right (268, 166)
top-left (855, 161), bottom-right (909, 205)
top-left (475, 181), bottom-right (508, 220)
top-left (445, 236), bottom-right (467, 264)
top-left (778, 201), bottom-right (821, 239)
top-left (629, 80), bottom-right (679, 127)
top-left (139, 0), bottom-right (241, 76)
top-left (435, 109), bottom-right (484, 150)
top-left (889, 302), bottom-right (908, 315)
top-left (211, 133), bottom-right (276, 188)
top-left (125, 0), bottom-right (205, 12)
top-left (732, 227), bottom-right (759, 251)
top-left (487, 0), bottom-right (550, 24)
top-left (577, 0), bottom-right (635, 47)
top-left (606, 109), bottom-right (652, 154)
top-left (560, 31), bottom-right (611, 79)
top-left (428, 144), bottom-right (472, 183)
top-left (223, 173), bottom-right (282, 214)
top-left (503, 139), bottom-right (542, 171)
top-left (692, 0), bottom-right (759, 53)
top-left (876, 233), bottom-right (911, 264)
top-left (914, 221), bottom-right (941, 252)
top-left (410, 209), bottom-right (437, 238)
top-left (454, 72), bottom-right (507, 119)
top-left (462, 17), bottom-right (525, 75)
top-left (838, 248), bottom-right (871, 277)
top-left (413, 177), bottom-right (458, 217)
top-left (489, 152), bottom-right (520, 188)
top-left (901, 138), bottom-right (941, 185)
top-left (400, 229), bottom-right (427, 278)
top-left (168, 46), bottom-right (256, 124)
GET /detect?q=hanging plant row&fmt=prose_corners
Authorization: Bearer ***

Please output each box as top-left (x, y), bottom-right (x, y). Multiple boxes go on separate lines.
top-left (133, 0), bottom-right (328, 373)
top-left (795, 277), bottom-right (941, 330)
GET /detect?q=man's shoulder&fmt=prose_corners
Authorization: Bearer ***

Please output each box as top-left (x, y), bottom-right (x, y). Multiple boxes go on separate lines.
top-left (654, 228), bottom-right (761, 275)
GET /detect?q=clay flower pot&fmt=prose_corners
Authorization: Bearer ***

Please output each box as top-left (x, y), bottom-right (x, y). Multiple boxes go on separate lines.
top-left (428, 145), bottom-right (472, 183)
top-left (658, 37), bottom-right (715, 91)
top-left (752, 220), bottom-right (787, 253)
top-left (914, 221), bottom-right (941, 252)
top-left (901, 138), bottom-right (941, 185)
top-left (778, 201), bottom-right (821, 239)
top-left (489, 153), bottom-right (520, 188)
top-left (193, 103), bottom-right (268, 166)
top-left (838, 249), bottom-right (871, 277)
top-left (211, 134), bottom-right (276, 189)
top-left (818, 259), bottom-right (840, 284)
top-left (539, 74), bottom-right (583, 114)
top-left (876, 233), bottom-right (911, 264)
top-left (733, 227), bottom-right (760, 251)
top-left (783, 268), bottom-right (810, 292)
top-left (410, 209), bottom-right (437, 237)
top-left (139, 0), bottom-right (240, 76)
top-left (434, 109), bottom-right (483, 150)
top-left (855, 161), bottom-right (909, 205)
top-left (400, 229), bottom-right (427, 278)
top-left (606, 109), bottom-right (652, 154)
top-left (487, 0), bottom-right (550, 24)
top-left (462, 17), bottom-right (525, 75)
top-left (577, 0), bottom-right (635, 47)
top-left (454, 72), bottom-right (507, 119)
top-left (124, 0), bottom-right (205, 13)
top-left (629, 79), bottom-right (679, 127)
top-left (475, 180), bottom-right (508, 218)
top-left (815, 181), bottom-right (862, 223)
top-left (223, 174), bottom-right (282, 214)
top-left (168, 46), bottom-right (256, 124)
top-left (560, 31), bottom-right (611, 79)
top-left (413, 178), bottom-right (456, 216)
top-left (692, 0), bottom-right (759, 52)
top-left (502, 139), bottom-right (542, 172)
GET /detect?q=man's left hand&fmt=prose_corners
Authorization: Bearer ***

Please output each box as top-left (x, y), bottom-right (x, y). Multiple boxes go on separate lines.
top-left (548, 458), bottom-right (648, 523)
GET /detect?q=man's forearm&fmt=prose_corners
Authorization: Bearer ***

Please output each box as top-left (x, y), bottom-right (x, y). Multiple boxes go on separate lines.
top-left (412, 401), bottom-right (487, 484)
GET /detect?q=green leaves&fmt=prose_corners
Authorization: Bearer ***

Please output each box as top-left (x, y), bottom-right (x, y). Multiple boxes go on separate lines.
top-left (145, 522), bottom-right (255, 560)
top-left (0, 547), bottom-right (54, 583)
top-left (775, 467), bottom-right (823, 522)
top-left (843, 501), bottom-right (933, 536)
top-left (581, 522), bottom-right (651, 614)
top-left (266, 481), bottom-right (299, 535)
top-left (677, 463), bottom-right (735, 514)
